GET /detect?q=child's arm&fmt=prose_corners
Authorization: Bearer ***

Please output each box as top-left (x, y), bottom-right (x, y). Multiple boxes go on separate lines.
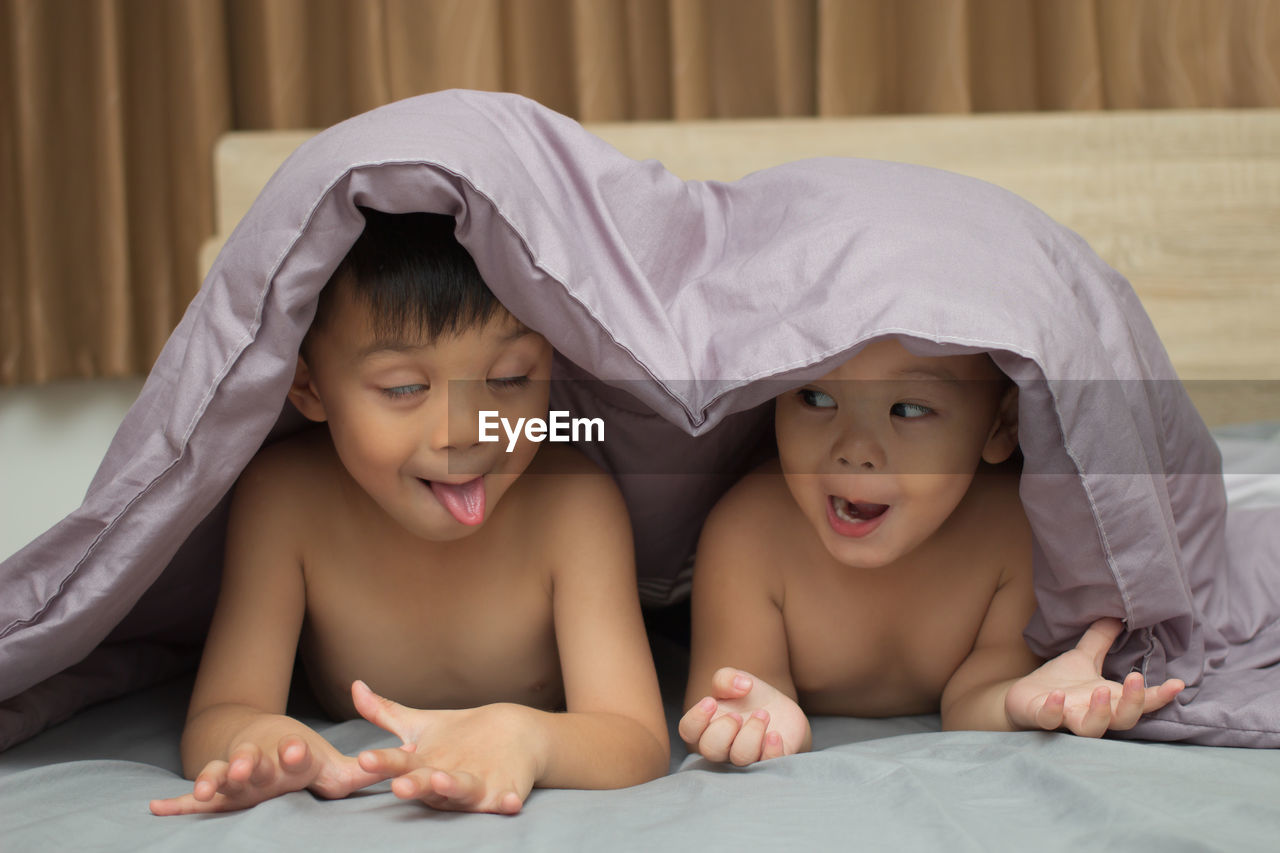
top-left (938, 556), bottom-right (1043, 731)
top-left (522, 466), bottom-right (670, 786)
top-left (355, 465), bottom-right (668, 813)
top-left (940, 561), bottom-right (1183, 734)
top-left (678, 485), bottom-right (811, 765)
top-left (150, 456), bottom-right (386, 815)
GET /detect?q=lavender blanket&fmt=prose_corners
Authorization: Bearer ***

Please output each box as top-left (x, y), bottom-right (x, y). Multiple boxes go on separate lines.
top-left (2, 90), bottom-right (1278, 748)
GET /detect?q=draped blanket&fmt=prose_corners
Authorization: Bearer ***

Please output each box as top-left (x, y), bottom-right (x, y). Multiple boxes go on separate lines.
top-left (3, 90), bottom-right (1278, 747)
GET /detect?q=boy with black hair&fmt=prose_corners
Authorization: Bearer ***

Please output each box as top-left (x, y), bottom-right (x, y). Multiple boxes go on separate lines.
top-left (151, 209), bottom-right (668, 815)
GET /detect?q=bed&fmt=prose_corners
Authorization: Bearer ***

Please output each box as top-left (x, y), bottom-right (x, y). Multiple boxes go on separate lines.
top-left (2, 106), bottom-right (1279, 850)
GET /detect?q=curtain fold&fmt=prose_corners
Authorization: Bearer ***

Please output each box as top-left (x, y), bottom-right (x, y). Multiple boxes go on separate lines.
top-left (3, 0), bottom-right (230, 384)
top-left (3, 0), bottom-right (1279, 384)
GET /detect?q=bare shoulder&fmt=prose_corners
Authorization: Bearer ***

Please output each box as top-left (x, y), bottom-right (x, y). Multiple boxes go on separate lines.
top-left (700, 457), bottom-right (797, 551)
top-left (516, 444), bottom-right (625, 514)
top-left (513, 446), bottom-right (634, 590)
top-left (695, 458), bottom-right (797, 588)
top-left (510, 445), bottom-right (631, 551)
top-left (230, 425), bottom-right (340, 522)
top-left (961, 462), bottom-right (1033, 582)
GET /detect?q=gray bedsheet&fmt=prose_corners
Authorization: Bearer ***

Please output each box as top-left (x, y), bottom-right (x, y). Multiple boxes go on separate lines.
top-left (2, 645), bottom-right (1278, 853)
top-left (4, 428), bottom-right (1280, 850)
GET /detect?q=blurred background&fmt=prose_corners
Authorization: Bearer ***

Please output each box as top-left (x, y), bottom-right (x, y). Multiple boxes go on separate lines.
top-left (3, 0), bottom-right (1279, 387)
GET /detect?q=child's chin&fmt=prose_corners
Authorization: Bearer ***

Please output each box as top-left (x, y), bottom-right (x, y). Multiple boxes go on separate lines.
top-left (820, 536), bottom-right (899, 571)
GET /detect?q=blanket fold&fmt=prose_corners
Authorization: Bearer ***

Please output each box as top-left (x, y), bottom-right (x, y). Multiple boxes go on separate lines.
top-left (2, 89), bottom-right (1277, 748)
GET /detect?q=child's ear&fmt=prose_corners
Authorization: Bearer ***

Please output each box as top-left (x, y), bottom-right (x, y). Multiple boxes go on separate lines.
top-left (981, 382), bottom-right (1019, 464)
top-left (287, 355), bottom-right (328, 423)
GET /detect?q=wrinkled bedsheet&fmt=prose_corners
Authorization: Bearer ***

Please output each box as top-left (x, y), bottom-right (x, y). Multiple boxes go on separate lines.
top-left (2, 648), bottom-right (1278, 853)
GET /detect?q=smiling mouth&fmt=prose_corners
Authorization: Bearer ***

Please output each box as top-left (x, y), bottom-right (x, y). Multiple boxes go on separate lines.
top-left (420, 477), bottom-right (486, 526)
top-left (831, 496), bottom-right (889, 523)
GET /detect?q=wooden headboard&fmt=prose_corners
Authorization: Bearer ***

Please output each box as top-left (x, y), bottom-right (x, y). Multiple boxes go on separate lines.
top-left (199, 110), bottom-right (1280, 425)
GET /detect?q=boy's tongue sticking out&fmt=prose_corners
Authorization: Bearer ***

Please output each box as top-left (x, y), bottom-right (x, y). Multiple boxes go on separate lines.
top-left (429, 477), bottom-right (486, 526)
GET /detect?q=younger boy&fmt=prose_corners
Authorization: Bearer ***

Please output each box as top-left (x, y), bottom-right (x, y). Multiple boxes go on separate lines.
top-left (679, 338), bottom-right (1184, 765)
top-left (150, 210), bottom-right (668, 814)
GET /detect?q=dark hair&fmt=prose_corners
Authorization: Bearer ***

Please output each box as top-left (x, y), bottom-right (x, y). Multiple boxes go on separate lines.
top-left (305, 208), bottom-right (501, 351)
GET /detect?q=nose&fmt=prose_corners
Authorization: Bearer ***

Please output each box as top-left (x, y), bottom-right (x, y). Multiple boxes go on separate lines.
top-left (427, 380), bottom-right (484, 452)
top-left (832, 422), bottom-right (886, 471)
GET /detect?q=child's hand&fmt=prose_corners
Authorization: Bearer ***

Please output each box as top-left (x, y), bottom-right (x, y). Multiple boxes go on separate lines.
top-left (1005, 617), bottom-right (1185, 737)
top-left (352, 680), bottom-right (536, 815)
top-left (678, 667), bottom-right (811, 766)
top-left (149, 726), bottom-right (393, 815)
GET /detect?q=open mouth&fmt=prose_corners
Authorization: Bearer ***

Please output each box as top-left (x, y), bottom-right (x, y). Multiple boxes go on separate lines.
top-left (831, 496), bottom-right (889, 523)
top-left (827, 495), bottom-right (889, 538)
top-left (420, 476), bottom-right (486, 526)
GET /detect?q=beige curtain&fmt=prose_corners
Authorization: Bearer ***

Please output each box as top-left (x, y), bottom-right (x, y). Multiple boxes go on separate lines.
top-left (4, 0), bottom-right (1279, 385)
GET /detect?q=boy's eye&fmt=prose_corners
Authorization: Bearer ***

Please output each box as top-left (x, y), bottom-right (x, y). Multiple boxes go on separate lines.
top-left (488, 375), bottom-right (531, 390)
top-left (798, 388), bottom-right (836, 409)
top-left (382, 384), bottom-right (427, 399)
top-left (891, 402), bottom-right (933, 419)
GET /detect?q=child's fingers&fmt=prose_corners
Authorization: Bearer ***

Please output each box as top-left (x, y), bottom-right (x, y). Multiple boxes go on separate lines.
top-left (1147, 678), bottom-right (1185, 710)
top-left (351, 679), bottom-right (413, 740)
top-left (151, 744), bottom-right (326, 816)
top-left (149, 792), bottom-right (229, 816)
top-left (230, 742), bottom-right (277, 789)
top-left (428, 770), bottom-right (518, 815)
top-left (1075, 618), bottom-right (1125, 670)
top-left (394, 768), bottom-right (493, 813)
top-left (250, 750), bottom-right (278, 787)
top-left (1110, 673), bottom-right (1146, 730)
top-left (710, 667), bottom-right (754, 700)
top-left (226, 743), bottom-right (261, 784)
top-left (1033, 690), bottom-right (1066, 731)
top-left (390, 766), bottom-right (439, 800)
top-left (677, 697), bottom-right (717, 746)
top-left (728, 709), bottom-right (770, 767)
top-left (193, 760), bottom-right (230, 801)
top-left (761, 729), bottom-right (786, 761)
top-left (1074, 686), bottom-right (1113, 738)
top-left (428, 769), bottom-right (486, 810)
top-left (497, 791), bottom-right (524, 815)
top-left (696, 712), bottom-right (743, 763)
top-left (149, 795), bottom-right (191, 816)
top-left (358, 746), bottom-right (418, 776)
top-left (277, 736), bottom-right (313, 775)
top-left (351, 679), bottom-right (429, 746)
